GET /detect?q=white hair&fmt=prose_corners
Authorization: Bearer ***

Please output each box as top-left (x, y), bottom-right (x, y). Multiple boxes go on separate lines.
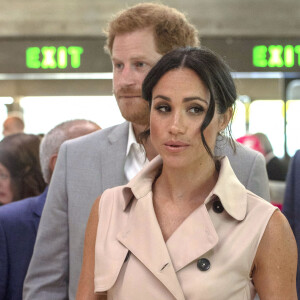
top-left (39, 119), bottom-right (100, 184)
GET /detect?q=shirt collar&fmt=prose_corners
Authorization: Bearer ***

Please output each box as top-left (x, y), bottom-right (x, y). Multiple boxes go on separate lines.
top-left (121, 156), bottom-right (247, 221)
top-left (126, 122), bottom-right (138, 156)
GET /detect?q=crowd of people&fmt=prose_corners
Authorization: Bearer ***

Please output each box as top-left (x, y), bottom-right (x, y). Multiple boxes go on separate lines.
top-left (0, 2), bottom-right (299, 300)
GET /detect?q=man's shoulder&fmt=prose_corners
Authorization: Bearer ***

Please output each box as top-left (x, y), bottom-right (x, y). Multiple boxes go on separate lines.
top-left (0, 195), bottom-right (40, 225)
top-left (293, 150), bottom-right (300, 163)
top-left (63, 122), bottom-right (129, 150)
top-left (216, 137), bottom-right (262, 161)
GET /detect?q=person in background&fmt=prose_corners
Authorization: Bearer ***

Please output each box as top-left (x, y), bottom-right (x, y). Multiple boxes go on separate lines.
top-left (237, 133), bottom-right (289, 181)
top-left (283, 149), bottom-right (300, 298)
top-left (0, 133), bottom-right (46, 205)
top-left (2, 114), bottom-right (25, 137)
top-left (77, 47), bottom-right (297, 300)
top-left (24, 4), bottom-right (270, 300)
top-left (0, 119), bottom-right (100, 300)
top-left (253, 132), bottom-right (289, 181)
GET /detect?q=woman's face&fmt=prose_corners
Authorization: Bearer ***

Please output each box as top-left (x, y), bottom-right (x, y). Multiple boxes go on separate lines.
top-left (150, 68), bottom-right (230, 170)
top-left (0, 162), bottom-right (13, 205)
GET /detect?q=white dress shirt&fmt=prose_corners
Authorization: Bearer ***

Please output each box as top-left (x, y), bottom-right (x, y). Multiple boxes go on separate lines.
top-left (124, 123), bottom-right (149, 181)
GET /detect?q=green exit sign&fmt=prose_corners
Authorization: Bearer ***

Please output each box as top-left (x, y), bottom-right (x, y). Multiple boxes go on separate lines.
top-left (26, 46), bottom-right (84, 69)
top-left (253, 45), bottom-right (300, 68)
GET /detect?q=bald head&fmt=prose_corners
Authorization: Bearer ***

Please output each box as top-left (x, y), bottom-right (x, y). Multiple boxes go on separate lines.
top-left (40, 119), bottom-right (101, 184)
top-left (3, 116), bottom-right (25, 137)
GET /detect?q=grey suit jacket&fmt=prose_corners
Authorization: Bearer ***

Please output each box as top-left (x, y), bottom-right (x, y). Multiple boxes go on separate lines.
top-left (23, 121), bottom-right (269, 300)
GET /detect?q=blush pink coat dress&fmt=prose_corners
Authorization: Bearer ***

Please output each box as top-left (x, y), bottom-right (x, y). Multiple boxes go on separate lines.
top-left (94, 155), bottom-right (277, 300)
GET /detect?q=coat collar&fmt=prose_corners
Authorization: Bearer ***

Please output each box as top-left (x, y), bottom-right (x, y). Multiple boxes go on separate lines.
top-left (122, 155), bottom-right (247, 221)
top-left (117, 183), bottom-right (186, 300)
top-left (117, 156), bottom-right (247, 298)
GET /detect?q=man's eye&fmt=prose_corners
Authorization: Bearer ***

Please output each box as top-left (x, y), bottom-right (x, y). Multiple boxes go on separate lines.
top-left (114, 63), bottom-right (123, 70)
top-left (135, 62), bottom-right (145, 68)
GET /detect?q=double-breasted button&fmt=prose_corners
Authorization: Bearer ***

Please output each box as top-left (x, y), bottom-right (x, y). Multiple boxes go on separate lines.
top-left (213, 199), bottom-right (224, 213)
top-left (197, 258), bottom-right (210, 271)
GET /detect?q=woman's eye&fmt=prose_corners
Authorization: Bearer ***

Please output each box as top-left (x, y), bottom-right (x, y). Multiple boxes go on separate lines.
top-left (155, 105), bottom-right (170, 113)
top-left (188, 106), bottom-right (203, 114)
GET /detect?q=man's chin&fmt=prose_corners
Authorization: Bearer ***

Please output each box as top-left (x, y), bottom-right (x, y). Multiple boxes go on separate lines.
top-left (121, 113), bottom-right (149, 126)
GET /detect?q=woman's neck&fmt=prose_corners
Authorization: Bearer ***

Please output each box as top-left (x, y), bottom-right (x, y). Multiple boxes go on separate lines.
top-left (154, 158), bottom-right (218, 205)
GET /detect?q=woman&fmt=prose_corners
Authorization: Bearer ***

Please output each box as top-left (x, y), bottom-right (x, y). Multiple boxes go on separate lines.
top-left (77, 47), bottom-right (297, 299)
top-left (0, 133), bottom-right (46, 205)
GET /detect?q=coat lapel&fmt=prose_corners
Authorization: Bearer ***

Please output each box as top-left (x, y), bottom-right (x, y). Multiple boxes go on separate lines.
top-left (31, 187), bottom-right (48, 232)
top-left (101, 122), bottom-right (129, 190)
top-left (166, 202), bottom-right (218, 272)
top-left (117, 191), bottom-right (186, 300)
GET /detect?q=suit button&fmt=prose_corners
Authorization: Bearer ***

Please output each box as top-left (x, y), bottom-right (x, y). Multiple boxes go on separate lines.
top-left (213, 199), bottom-right (224, 213)
top-left (197, 258), bottom-right (210, 271)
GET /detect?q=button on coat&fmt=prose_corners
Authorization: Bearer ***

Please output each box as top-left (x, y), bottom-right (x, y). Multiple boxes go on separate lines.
top-left (197, 258), bottom-right (211, 271)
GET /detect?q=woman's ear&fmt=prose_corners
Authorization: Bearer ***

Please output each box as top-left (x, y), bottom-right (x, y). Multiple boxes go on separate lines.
top-left (219, 107), bottom-right (233, 131)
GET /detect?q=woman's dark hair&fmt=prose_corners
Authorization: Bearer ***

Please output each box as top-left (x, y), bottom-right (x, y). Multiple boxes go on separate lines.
top-left (142, 46), bottom-right (237, 159)
top-left (0, 133), bottom-right (46, 202)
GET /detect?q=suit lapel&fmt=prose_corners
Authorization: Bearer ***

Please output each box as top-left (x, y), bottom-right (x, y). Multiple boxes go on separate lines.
top-left (32, 187), bottom-right (48, 217)
top-left (32, 187), bottom-right (48, 231)
top-left (117, 192), bottom-right (185, 300)
top-left (101, 122), bottom-right (129, 190)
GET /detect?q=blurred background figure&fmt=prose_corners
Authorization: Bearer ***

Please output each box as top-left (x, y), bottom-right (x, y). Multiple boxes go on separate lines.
top-left (2, 114), bottom-right (25, 137)
top-left (254, 132), bottom-right (289, 181)
top-left (0, 119), bottom-right (100, 300)
top-left (0, 133), bottom-right (46, 205)
top-left (237, 132), bottom-right (289, 181)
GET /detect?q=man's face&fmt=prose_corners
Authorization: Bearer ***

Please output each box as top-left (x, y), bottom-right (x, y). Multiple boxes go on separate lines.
top-left (112, 28), bottom-right (162, 127)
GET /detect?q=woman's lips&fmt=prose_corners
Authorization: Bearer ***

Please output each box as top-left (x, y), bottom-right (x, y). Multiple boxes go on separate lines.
top-left (164, 141), bottom-right (189, 152)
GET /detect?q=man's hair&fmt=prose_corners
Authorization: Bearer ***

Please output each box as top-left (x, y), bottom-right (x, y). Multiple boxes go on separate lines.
top-left (3, 114), bottom-right (25, 136)
top-left (254, 132), bottom-right (273, 155)
top-left (104, 2), bottom-right (199, 55)
top-left (39, 119), bottom-right (100, 184)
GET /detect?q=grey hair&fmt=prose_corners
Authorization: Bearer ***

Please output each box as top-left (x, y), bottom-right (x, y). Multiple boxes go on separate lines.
top-left (253, 132), bottom-right (273, 155)
top-left (39, 119), bottom-right (100, 184)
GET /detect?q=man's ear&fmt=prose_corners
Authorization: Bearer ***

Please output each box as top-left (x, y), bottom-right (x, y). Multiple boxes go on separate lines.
top-left (49, 153), bottom-right (58, 174)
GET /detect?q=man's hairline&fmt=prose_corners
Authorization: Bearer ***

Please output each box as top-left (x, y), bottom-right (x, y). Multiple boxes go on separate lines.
top-left (107, 26), bottom-right (165, 58)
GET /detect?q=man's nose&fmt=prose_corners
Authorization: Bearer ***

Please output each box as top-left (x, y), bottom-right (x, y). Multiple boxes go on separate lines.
top-left (118, 65), bottom-right (136, 87)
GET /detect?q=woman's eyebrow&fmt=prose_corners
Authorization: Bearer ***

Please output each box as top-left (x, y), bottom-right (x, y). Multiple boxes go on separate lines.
top-left (153, 95), bottom-right (170, 101)
top-left (183, 97), bottom-right (208, 104)
top-left (153, 95), bottom-right (208, 104)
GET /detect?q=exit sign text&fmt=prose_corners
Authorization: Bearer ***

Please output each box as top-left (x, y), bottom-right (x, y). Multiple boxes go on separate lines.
top-left (26, 46), bottom-right (84, 69)
top-left (253, 45), bottom-right (300, 68)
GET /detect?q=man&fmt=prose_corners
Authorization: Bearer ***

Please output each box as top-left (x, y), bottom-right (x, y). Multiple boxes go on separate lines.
top-left (24, 3), bottom-right (269, 300)
top-left (283, 150), bottom-right (300, 297)
top-left (0, 120), bottom-right (100, 299)
top-left (2, 114), bottom-right (24, 137)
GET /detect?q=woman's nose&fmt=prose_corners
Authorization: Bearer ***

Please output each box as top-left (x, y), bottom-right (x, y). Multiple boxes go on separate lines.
top-left (168, 113), bottom-right (185, 135)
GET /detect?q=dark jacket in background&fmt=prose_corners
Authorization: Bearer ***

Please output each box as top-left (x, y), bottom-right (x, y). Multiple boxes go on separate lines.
top-left (282, 150), bottom-right (300, 298)
top-left (0, 187), bottom-right (48, 300)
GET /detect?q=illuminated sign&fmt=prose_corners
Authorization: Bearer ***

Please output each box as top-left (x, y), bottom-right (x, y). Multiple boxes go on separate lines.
top-left (201, 37), bottom-right (300, 72)
top-left (0, 38), bottom-right (112, 73)
top-left (26, 46), bottom-right (84, 69)
top-left (253, 45), bottom-right (300, 68)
